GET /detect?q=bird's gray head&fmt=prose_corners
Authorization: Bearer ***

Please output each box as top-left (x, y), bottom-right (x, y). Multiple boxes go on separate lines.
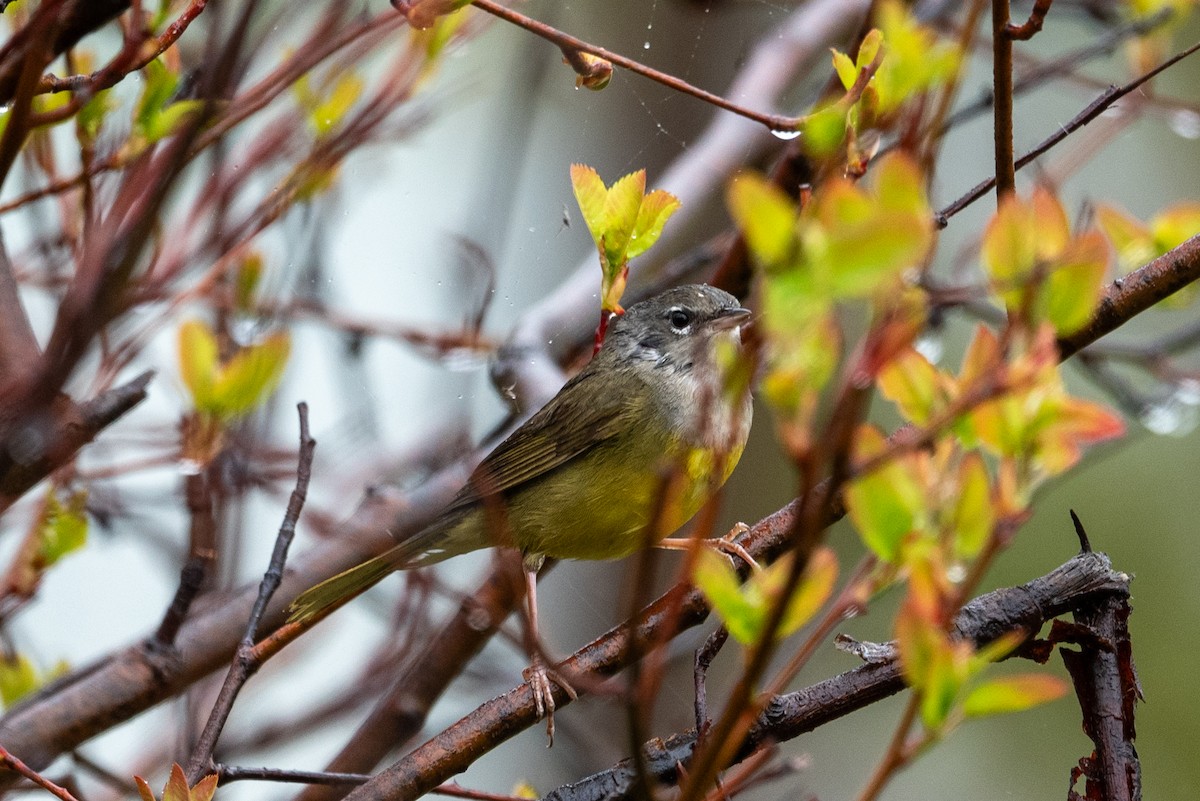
top-left (604, 284), bottom-right (750, 372)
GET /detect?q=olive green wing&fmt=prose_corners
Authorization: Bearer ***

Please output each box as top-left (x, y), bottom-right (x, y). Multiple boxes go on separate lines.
top-left (443, 365), bottom-right (644, 514)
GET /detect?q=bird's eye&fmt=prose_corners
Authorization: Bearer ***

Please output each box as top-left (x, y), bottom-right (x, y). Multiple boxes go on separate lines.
top-left (668, 308), bottom-right (692, 331)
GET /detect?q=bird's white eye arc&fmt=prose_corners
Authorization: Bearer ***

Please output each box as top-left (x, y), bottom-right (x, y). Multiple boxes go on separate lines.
top-left (667, 308), bottom-right (692, 332)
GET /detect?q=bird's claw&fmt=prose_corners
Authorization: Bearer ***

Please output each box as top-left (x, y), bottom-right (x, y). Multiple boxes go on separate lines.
top-left (523, 658), bottom-right (577, 746)
top-left (716, 522), bottom-right (760, 571)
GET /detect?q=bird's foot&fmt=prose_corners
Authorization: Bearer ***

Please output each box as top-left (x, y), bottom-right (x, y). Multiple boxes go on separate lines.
top-left (713, 523), bottom-right (760, 571)
top-left (523, 657), bottom-right (578, 746)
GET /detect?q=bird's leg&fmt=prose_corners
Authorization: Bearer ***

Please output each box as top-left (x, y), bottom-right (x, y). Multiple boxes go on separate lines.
top-left (519, 555), bottom-right (577, 745)
top-left (659, 522), bottom-right (760, 571)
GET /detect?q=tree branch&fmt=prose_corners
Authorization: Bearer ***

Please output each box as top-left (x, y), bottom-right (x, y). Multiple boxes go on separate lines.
top-left (356, 551), bottom-right (1128, 801)
top-left (0, 0), bottom-right (131, 104)
top-left (0, 371), bottom-right (154, 513)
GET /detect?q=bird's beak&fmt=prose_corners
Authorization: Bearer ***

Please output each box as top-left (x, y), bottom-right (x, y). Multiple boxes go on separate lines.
top-left (710, 306), bottom-right (751, 332)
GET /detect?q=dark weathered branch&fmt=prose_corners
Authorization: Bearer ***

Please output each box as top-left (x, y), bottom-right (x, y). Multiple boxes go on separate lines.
top-left (352, 552), bottom-right (1128, 801)
top-left (0, 371), bottom-right (154, 513)
top-left (1058, 547), bottom-right (1141, 801)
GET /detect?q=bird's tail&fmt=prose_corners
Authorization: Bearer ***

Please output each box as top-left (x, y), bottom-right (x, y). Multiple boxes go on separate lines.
top-left (288, 551), bottom-right (401, 624)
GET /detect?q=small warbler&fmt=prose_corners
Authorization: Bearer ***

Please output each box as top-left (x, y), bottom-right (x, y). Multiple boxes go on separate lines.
top-left (290, 283), bottom-right (753, 733)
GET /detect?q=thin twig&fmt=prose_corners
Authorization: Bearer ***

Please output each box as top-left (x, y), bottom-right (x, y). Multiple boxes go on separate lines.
top-left (1005, 0), bottom-right (1054, 41)
top-left (938, 38), bottom-right (1200, 226)
top-left (0, 745), bottom-right (80, 801)
top-left (185, 403), bottom-right (317, 783)
top-left (992, 0), bottom-right (1017, 198)
top-left (467, 0), bottom-right (801, 132)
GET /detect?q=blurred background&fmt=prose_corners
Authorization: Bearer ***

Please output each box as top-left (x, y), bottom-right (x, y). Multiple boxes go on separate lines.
top-left (3, 1), bottom-right (1200, 799)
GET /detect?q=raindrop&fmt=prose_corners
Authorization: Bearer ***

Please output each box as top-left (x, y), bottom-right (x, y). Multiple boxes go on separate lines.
top-left (1140, 396), bottom-right (1198, 437)
top-left (643, 41), bottom-right (651, 50)
top-left (1169, 109), bottom-right (1200, 140)
top-left (914, 332), bottom-right (944, 365)
top-left (442, 348), bottom-right (487, 372)
top-left (770, 128), bottom-right (802, 141)
top-left (946, 563), bottom-right (967, 583)
top-left (1175, 377), bottom-right (1200, 406)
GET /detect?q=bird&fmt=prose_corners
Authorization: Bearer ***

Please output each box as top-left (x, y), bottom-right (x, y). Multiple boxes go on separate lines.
top-left (289, 283), bottom-right (754, 737)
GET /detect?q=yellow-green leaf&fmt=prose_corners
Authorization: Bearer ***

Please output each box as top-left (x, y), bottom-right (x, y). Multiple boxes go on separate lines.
top-left (210, 332), bottom-right (291, 419)
top-left (831, 49), bottom-right (857, 90)
top-left (1095, 204), bottom-right (1154, 271)
top-left (570, 163), bottom-right (608, 247)
top-left (627, 188), bottom-right (681, 260)
top-left (962, 673), bottom-right (1068, 718)
top-left (727, 173), bottom-right (797, 269)
top-left (950, 452), bottom-right (993, 560)
top-left (1150, 202), bottom-right (1200, 252)
top-left (311, 73), bottom-right (364, 137)
top-left (693, 548), bottom-right (762, 644)
top-left (877, 348), bottom-right (943, 425)
top-left (39, 490), bottom-right (88, 566)
top-left (845, 426), bottom-right (925, 562)
top-left (0, 654), bottom-right (39, 708)
top-left (1031, 186), bottom-right (1070, 260)
top-left (1039, 231), bottom-right (1108, 335)
top-left (179, 320), bottom-right (219, 410)
top-left (982, 194), bottom-right (1036, 295)
top-left (601, 170), bottom-right (647, 268)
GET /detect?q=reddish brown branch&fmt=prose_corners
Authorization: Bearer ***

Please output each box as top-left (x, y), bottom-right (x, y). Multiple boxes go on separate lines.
top-left (1058, 235), bottom-right (1200, 361)
top-left (992, 0), bottom-right (1017, 198)
top-left (466, 0), bottom-right (801, 132)
top-left (296, 552), bottom-right (524, 801)
top-left (1004, 0), bottom-right (1053, 40)
top-left (0, 1), bottom-right (130, 104)
top-left (0, 745), bottom-right (80, 801)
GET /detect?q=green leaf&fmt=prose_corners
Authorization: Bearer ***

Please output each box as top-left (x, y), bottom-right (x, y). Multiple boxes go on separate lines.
top-left (844, 426), bottom-right (925, 562)
top-left (1151, 202), bottom-right (1200, 252)
top-left (950, 453), bottom-right (993, 560)
top-left (727, 173), bottom-right (797, 269)
top-left (600, 170), bottom-right (647, 270)
top-left (693, 548), bottom-right (762, 644)
top-left (831, 49), bottom-right (857, 90)
top-left (920, 644), bottom-right (964, 730)
top-left (1039, 231), bottom-right (1108, 335)
top-left (570, 163), bottom-right (608, 245)
top-left (0, 654), bottom-right (39, 708)
top-left (1095, 204), bottom-right (1154, 271)
top-left (981, 195), bottom-right (1036, 297)
top-left (210, 332), bottom-right (291, 419)
top-left (877, 347), bottom-right (943, 425)
top-left (801, 104), bottom-right (848, 158)
top-left (311, 73), bottom-right (363, 137)
top-left (963, 673), bottom-right (1068, 718)
top-left (39, 490), bottom-right (88, 566)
